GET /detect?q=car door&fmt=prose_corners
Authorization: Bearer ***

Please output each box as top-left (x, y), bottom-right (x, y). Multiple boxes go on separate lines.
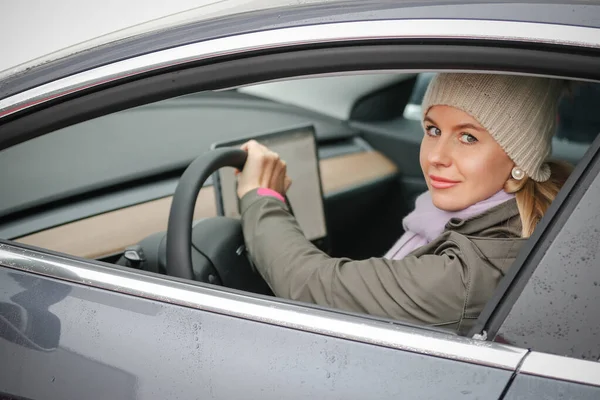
top-left (0, 242), bottom-right (521, 400)
top-left (1, 6), bottom-right (600, 400)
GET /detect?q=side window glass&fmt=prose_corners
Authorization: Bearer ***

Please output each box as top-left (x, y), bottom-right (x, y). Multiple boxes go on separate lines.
top-left (553, 82), bottom-right (600, 166)
top-left (556, 83), bottom-right (600, 144)
top-left (496, 156), bottom-right (600, 361)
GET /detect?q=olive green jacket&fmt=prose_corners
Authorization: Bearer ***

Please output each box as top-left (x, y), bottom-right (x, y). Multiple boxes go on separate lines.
top-left (240, 190), bottom-right (525, 335)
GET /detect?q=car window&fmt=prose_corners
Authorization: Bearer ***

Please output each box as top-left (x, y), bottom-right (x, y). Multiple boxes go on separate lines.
top-left (2, 70), bottom-right (597, 342)
top-left (495, 145), bottom-right (600, 361)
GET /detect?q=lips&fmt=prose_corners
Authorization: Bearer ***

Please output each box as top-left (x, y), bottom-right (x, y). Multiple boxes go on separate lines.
top-left (429, 175), bottom-right (460, 189)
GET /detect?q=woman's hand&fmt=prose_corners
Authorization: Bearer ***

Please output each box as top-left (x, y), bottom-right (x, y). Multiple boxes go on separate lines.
top-left (236, 140), bottom-right (292, 199)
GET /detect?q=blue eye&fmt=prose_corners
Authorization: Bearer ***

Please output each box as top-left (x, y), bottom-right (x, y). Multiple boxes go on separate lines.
top-left (425, 125), bottom-right (441, 137)
top-left (459, 133), bottom-right (478, 144)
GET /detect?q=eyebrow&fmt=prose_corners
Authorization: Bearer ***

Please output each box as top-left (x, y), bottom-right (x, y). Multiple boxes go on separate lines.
top-left (455, 123), bottom-right (486, 133)
top-left (423, 116), bottom-right (438, 125)
top-left (423, 116), bottom-right (486, 133)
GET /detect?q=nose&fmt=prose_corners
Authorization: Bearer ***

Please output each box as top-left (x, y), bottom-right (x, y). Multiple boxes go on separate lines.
top-left (427, 136), bottom-right (452, 167)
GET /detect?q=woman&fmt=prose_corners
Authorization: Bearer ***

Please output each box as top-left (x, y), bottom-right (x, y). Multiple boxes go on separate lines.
top-left (235, 73), bottom-right (572, 334)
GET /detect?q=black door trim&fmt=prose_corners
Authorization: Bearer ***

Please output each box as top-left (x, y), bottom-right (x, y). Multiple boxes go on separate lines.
top-left (1, 42), bottom-right (599, 151)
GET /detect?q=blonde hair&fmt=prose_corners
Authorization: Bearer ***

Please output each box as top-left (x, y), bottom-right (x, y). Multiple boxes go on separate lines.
top-left (504, 160), bottom-right (573, 237)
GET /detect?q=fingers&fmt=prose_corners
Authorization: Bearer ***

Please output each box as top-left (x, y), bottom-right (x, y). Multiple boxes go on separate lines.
top-left (236, 140), bottom-right (289, 198)
top-left (270, 158), bottom-right (285, 191)
top-left (284, 175), bottom-right (292, 193)
top-left (240, 140), bottom-right (255, 152)
top-left (240, 140), bottom-right (265, 154)
top-left (271, 160), bottom-right (292, 195)
top-left (260, 150), bottom-right (279, 188)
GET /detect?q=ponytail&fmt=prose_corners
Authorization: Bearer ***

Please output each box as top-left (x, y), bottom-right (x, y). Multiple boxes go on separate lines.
top-left (505, 160), bottom-right (573, 238)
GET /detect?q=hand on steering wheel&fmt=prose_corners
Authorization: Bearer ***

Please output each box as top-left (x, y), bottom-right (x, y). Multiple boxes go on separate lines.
top-left (164, 146), bottom-right (273, 295)
top-left (236, 140), bottom-right (292, 199)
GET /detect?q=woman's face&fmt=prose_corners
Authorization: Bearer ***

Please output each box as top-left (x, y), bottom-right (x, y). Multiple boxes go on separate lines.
top-left (419, 105), bottom-right (514, 211)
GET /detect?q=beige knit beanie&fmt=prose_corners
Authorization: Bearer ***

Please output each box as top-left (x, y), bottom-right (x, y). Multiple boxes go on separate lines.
top-left (421, 73), bottom-right (565, 182)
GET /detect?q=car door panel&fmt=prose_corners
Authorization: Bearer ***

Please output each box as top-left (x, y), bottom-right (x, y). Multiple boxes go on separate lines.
top-left (0, 264), bottom-right (515, 400)
top-left (503, 375), bottom-right (600, 400)
top-left (502, 352), bottom-right (600, 399)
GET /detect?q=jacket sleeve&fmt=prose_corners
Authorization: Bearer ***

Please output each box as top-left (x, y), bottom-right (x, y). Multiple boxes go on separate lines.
top-left (240, 190), bottom-right (470, 328)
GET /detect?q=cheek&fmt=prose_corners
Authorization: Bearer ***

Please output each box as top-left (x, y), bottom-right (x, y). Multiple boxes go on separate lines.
top-left (457, 147), bottom-right (512, 190)
top-left (419, 139), bottom-right (430, 172)
top-left (456, 154), bottom-right (488, 180)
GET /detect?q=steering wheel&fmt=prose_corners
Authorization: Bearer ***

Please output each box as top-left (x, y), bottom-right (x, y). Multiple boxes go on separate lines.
top-left (165, 148), bottom-right (272, 295)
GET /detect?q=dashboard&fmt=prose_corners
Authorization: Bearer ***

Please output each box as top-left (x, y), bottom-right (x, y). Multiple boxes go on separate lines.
top-left (14, 149), bottom-right (396, 259)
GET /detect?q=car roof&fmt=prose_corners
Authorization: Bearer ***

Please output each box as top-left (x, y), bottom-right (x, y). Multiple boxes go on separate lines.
top-left (0, 0), bottom-right (341, 80)
top-left (1, 0), bottom-right (599, 100)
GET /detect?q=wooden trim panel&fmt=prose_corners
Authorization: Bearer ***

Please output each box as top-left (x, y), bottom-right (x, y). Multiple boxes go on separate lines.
top-left (16, 151), bottom-right (397, 258)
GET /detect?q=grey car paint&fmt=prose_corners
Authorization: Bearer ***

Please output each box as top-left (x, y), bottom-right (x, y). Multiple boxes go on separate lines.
top-left (0, 267), bottom-right (514, 400)
top-left (503, 375), bottom-right (600, 400)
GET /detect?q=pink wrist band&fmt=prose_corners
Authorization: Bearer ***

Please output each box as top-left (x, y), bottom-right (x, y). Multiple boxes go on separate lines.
top-left (257, 188), bottom-right (285, 203)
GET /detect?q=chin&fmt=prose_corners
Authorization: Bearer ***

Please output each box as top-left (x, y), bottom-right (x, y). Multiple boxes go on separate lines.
top-left (430, 190), bottom-right (470, 212)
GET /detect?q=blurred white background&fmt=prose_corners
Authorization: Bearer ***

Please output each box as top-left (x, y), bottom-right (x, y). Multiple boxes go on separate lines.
top-left (0, 0), bottom-right (329, 78)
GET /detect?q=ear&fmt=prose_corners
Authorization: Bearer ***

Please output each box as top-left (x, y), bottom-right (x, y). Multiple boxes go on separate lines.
top-left (504, 161), bottom-right (516, 182)
top-left (504, 162), bottom-right (517, 192)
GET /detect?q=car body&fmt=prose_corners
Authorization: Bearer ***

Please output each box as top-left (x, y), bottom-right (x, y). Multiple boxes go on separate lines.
top-left (1, 1), bottom-right (600, 399)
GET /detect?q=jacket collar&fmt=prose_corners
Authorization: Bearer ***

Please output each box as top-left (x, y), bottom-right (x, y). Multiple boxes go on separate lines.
top-left (445, 198), bottom-right (521, 236)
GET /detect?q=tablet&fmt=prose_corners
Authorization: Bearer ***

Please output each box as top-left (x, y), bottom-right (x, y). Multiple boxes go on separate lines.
top-left (212, 125), bottom-right (328, 245)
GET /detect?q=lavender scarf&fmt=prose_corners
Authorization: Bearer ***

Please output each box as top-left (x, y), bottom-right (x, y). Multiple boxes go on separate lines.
top-left (384, 190), bottom-right (515, 260)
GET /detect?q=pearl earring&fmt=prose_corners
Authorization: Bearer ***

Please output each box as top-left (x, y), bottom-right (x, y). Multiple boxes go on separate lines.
top-left (511, 167), bottom-right (525, 180)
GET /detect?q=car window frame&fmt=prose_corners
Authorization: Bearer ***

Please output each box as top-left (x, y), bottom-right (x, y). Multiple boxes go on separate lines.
top-left (3, 18), bottom-right (600, 124)
top-left (1, 18), bottom-right (600, 379)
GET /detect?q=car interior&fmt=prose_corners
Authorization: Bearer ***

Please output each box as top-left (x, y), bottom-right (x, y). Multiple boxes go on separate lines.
top-left (1, 71), bottom-right (598, 328)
